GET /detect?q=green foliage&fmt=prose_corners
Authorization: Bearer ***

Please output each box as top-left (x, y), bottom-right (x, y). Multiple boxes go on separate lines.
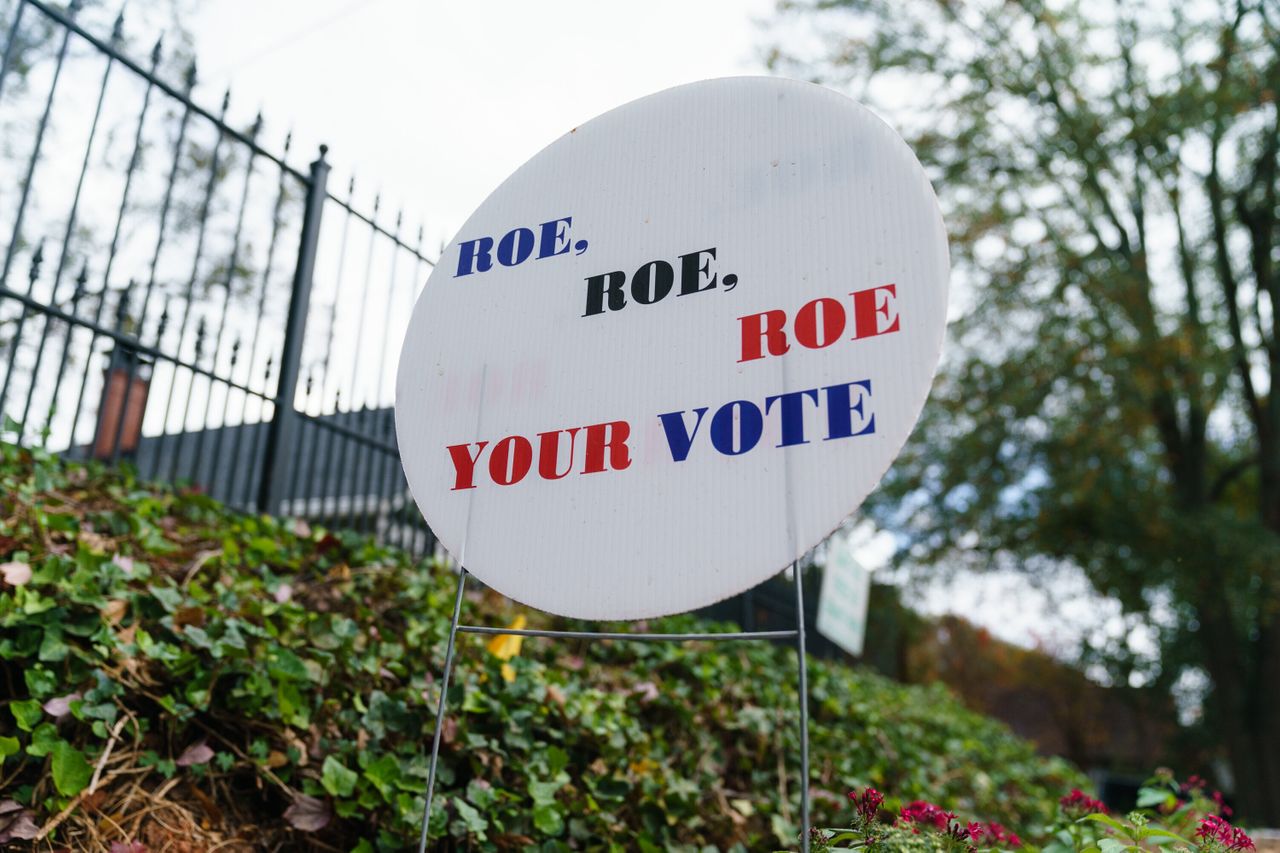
top-left (0, 444), bottom-right (1083, 849)
top-left (768, 0), bottom-right (1280, 821)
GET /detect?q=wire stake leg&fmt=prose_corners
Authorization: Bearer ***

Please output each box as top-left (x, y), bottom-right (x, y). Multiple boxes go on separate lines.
top-left (795, 561), bottom-right (811, 852)
top-left (418, 565), bottom-right (467, 853)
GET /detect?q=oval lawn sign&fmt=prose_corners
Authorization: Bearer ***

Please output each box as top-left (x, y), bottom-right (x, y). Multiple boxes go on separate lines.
top-left (396, 77), bottom-right (948, 620)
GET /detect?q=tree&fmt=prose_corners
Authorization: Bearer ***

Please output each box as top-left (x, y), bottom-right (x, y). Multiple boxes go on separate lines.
top-left (769, 0), bottom-right (1280, 821)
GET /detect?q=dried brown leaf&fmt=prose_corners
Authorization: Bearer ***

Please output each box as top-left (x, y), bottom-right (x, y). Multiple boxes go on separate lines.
top-left (102, 599), bottom-right (129, 625)
top-left (175, 741), bottom-right (215, 767)
top-left (173, 606), bottom-right (206, 629)
top-left (283, 795), bottom-right (330, 832)
top-left (0, 560), bottom-right (31, 586)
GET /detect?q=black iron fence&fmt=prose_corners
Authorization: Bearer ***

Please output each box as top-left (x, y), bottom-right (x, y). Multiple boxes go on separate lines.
top-left (0, 0), bottom-right (436, 556)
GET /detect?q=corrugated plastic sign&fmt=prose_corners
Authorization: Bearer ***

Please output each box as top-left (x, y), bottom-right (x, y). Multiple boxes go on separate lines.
top-left (817, 541), bottom-right (873, 658)
top-left (395, 77), bottom-right (949, 620)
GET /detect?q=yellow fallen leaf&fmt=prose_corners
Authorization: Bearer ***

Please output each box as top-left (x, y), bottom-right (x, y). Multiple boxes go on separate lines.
top-left (629, 758), bottom-right (659, 776)
top-left (486, 615), bottom-right (528, 661)
top-left (501, 663), bottom-right (517, 683)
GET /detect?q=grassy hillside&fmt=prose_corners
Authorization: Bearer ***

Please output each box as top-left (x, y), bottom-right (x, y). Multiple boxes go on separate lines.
top-left (0, 442), bottom-right (1085, 850)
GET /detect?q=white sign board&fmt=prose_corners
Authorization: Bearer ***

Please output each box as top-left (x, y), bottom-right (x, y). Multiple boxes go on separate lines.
top-left (396, 77), bottom-right (948, 620)
top-left (816, 542), bottom-right (872, 657)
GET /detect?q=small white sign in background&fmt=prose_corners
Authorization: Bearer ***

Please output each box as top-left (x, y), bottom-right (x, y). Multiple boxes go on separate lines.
top-left (816, 539), bottom-right (873, 657)
top-left (396, 77), bottom-right (948, 619)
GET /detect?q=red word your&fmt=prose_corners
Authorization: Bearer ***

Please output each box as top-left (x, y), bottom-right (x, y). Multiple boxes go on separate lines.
top-left (446, 421), bottom-right (631, 490)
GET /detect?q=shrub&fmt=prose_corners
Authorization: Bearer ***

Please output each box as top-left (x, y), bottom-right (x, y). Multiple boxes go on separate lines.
top-left (0, 443), bottom-right (1084, 850)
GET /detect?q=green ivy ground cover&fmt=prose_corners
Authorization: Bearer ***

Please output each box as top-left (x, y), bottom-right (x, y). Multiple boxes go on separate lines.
top-left (0, 442), bottom-right (1085, 850)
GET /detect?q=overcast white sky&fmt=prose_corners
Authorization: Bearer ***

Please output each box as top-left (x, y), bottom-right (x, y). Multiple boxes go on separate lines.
top-left (168, 1), bottom-right (1129, 659)
top-left (188, 0), bottom-right (777, 249)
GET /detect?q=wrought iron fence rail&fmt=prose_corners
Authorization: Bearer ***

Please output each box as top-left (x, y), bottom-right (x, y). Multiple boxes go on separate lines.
top-left (323, 191), bottom-right (436, 267)
top-left (21, 0), bottom-right (308, 182)
top-left (296, 409), bottom-right (398, 455)
top-left (0, 283), bottom-right (275, 403)
top-left (1, 0), bottom-right (438, 559)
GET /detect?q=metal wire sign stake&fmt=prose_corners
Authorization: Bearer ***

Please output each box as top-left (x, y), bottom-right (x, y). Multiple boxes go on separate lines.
top-left (416, 564), bottom-right (812, 852)
top-left (395, 78), bottom-right (950, 850)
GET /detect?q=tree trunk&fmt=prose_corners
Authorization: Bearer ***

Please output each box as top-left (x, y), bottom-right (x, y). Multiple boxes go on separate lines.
top-left (1196, 583), bottom-right (1280, 822)
top-left (1252, 621), bottom-right (1280, 824)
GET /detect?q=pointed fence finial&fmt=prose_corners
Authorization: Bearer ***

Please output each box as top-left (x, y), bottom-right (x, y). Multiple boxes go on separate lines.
top-left (114, 280), bottom-right (134, 328)
top-left (155, 298), bottom-right (170, 342)
top-left (29, 242), bottom-right (45, 283)
top-left (73, 262), bottom-right (89, 299)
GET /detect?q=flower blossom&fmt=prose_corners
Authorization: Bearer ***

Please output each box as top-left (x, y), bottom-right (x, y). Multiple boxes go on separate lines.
top-left (965, 820), bottom-right (1021, 848)
top-left (1196, 815), bottom-right (1255, 851)
top-left (848, 787), bottom-right (885, 826)
top-left (900, 800), bottom-right (955, 831)
top-left (1060, 788), bottom-right (1108, 817)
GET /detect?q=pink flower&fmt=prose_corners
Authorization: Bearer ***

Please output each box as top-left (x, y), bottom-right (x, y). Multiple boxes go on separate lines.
top-left (1196, 815), bottom-right (1254, 851)
top-left (964, 821), bottom-right (1020, 848)
top-left (900, 800), bottom-right (953, 830)
top-left (1060, 788), bottom-right (1108, 817)
top-left (984, 821), bottom-right (1021, 847)
top-left (847, 787), bottom-right (884, 826)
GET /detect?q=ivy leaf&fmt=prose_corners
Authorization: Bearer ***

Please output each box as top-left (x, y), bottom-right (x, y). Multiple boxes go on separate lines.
top-left (23, 668), bottom-right (58, 702)
top-left (51, 740), bottom-right (93, 796)
top-left (268, 648), bottom-right (310, 682)
top-left (25, 723), bottom-right (59, 757)
top-left (532, 803), bottom-right (564, 836)
top-left (528, 776), bottom-right (566, 806)
top-left (321, 755), bottom-right (358, 797)
top-left (9, 699), bottom-right (41, 732)
top-left (454, 798), bottom-right (487, 837)
top-left (362, 754), bottom-right (399, 797)
top-left (148, 584), bottom-right (183, 612)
